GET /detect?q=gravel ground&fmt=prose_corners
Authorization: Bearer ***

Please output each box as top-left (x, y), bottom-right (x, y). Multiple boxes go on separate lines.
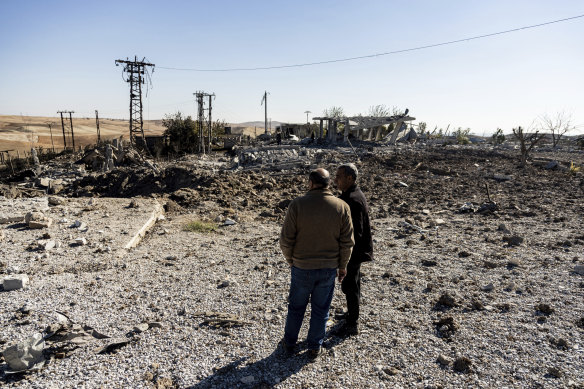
top-left (1, 144), bottom-right (583, 388)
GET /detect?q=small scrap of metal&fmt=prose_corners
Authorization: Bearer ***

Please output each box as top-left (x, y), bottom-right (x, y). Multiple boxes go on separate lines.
top-left (194, 311), bottom-right (253, 328)
top-left (397, 221), bottom-right (425, 234)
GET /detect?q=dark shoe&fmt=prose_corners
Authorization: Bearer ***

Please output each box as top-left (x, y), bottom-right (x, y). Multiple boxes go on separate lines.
top-left (334, 323), bottom-right (359, 337)
top-left (280, 339), bottom-right (295, 356)
top-left (307, 347), bottom-right (322, 361)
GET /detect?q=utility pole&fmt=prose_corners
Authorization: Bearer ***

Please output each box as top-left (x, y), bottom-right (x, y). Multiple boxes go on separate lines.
top-left (115, 56), bottom-right (155, 148)
top-left (208, 94), bottom-right (213, 152)
top-left (45, 122), bottom-right (55, 152)
top-left (304, 110), bottom-right (311, 124)
top-left (95, 110), bottom-right (101, 144)
top-left (193, 91), bottom-right (215, 154)
top-left (261, 91), bottom-right (269, 135)
top-left (57, 111), bottom-right (75, 150)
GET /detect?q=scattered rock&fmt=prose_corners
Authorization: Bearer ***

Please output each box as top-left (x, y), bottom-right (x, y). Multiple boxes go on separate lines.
top-left (421, 259), bottom-right (437, 267)
top-left (240, 375), bottom-right (255, 384)
top-left (536, 304), bottom-right (554, 315)
top-left (74, 237), bottom-right (88, 246)
top-left (3, 274), bottom-right (29, 291)
top-left (223, 218), bottom-right (236, 226)
top-left (574, 265), bottom-right (584, 276)
top-left (507, 258), bottom-right (521, 268)
top-left (459, 202), bottom-right (476, 213)
top-left (547, 366), bottom-right (562, 378)
top-left (48, 196), bottom-right (65, 206)
top-left (133, 323), bottom-right (149, 333)
top-left (434, 316), bottom-right (458, 339)
top-left (38, 239), bottom-right (56, 251)
top-left (453, 356), bottom-right (472, 373)
top-left (25, 212), bottom-right (52, 229)
top-left (382, 367), bottom-right (400, 376)
top-left (545, 161), bottom-right (559, 170)
top-left (458, 251), bottom-right (471, 258)
top-left (437, 354), bottom-right (451, 366)
top-left (503, 235), bottom-right (524, 247)
top-left (481, 283), bottom-right (494, 292)
top-left (497, 223), bottom-right (510, 234)
top-left (437, 292), bottom-right (457, 308)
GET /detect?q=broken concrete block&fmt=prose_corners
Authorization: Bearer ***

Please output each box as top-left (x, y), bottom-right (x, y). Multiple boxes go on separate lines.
top-left (2, 333), bottom-right (45, 373)
top-left (36, 177), bottom-right (51, 187)
top-left (0, 215), bottom-right (23, 224)
top-left (3, 274), bottom-right (29, 291)
top-left (25, 212), bottom-right (52, 229)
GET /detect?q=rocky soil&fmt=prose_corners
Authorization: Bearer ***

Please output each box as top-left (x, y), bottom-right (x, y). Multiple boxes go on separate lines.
top-left (1, 143), bottom-right (583, 388)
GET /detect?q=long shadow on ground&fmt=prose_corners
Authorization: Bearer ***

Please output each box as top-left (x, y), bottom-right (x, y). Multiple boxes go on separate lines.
top-left (188, 323), bottom-right (349, 388)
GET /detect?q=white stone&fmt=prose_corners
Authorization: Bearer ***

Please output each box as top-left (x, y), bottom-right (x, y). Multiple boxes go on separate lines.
top-left (75, 237), bottom-right (87, 246)
top-left (3, 274), bottom-right (29, 291)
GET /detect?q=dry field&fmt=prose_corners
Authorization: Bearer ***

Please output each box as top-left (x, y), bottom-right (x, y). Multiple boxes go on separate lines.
top-left (0, 115), bottom-right (165, 155)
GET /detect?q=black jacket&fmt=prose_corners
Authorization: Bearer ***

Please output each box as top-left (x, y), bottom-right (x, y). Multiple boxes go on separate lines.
top-left (340, 184), bottom-right (373, 264)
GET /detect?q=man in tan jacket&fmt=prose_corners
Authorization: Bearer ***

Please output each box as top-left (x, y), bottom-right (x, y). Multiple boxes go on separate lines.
top-left (280, 168), bottom-right (354, 359)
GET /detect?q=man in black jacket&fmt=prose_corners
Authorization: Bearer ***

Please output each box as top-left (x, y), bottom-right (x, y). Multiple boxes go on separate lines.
top-left (334, 163), bottom-right (373, 336)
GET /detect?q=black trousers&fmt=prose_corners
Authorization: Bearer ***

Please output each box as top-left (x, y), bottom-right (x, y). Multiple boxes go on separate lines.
top-left (341, 260), bottom-right (361, 325)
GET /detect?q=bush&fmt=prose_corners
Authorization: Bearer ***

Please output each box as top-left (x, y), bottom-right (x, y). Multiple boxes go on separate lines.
top-left (184, 220), bottom-right (216, 233)
top-left (454, 128), bottom-right (471, 144)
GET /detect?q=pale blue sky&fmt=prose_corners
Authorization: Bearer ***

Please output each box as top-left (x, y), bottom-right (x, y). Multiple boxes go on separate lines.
top-left (1, 0), bottom-right (583, 134)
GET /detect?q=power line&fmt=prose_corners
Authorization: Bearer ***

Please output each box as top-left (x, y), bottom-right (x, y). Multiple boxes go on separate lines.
top-left (158, 14), bottom-right (584, 72)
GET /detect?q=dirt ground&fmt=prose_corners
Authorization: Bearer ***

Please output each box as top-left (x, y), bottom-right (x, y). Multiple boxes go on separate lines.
top-left (0, 142), bottom-right (583, 388)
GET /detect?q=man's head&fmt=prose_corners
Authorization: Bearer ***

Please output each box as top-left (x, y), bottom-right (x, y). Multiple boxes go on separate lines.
top-left (309, 168), bottom-right (330, 189)
top-left (335, 163), bottom-right (358, 192)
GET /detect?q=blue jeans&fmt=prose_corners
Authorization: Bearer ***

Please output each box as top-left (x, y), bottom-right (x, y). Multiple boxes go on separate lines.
top-left (284, 266), bottom-right (337, 350)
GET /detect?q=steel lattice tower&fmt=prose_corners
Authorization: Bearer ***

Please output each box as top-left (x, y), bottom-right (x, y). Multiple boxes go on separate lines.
top-left (115, 56), bottom-right (155, 148)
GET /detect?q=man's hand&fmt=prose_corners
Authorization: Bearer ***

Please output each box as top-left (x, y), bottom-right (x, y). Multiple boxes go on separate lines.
top-left (337, 269), bottom-right (347, 283)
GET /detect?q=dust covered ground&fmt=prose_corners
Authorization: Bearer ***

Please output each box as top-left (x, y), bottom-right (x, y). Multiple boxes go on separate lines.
top-left (0, 142), bottom-right (583, 388)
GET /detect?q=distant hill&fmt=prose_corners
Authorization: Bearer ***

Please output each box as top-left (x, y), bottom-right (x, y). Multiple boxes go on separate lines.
top-left (237, 121), bottom-right (282, 128)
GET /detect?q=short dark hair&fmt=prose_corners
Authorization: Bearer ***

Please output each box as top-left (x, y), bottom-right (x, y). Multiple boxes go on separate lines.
top-left (338, 163), bottom-right (358, 180)
top-left (309, 170), bottom-right (330, 188)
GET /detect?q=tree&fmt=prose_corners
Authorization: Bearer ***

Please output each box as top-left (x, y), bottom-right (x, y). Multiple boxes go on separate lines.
top-left (540, 112), bottom-right (575, 147)
top-left (512, 126), bottom-right (545, 167)
top-left (162, 112), bottom-right (198, 153)
top-left (322, 106), bottom-right (344, 119)
top-left (492, 128), bottom-right (505, 145)
top-left (368, 105), bottom-right (390, 117)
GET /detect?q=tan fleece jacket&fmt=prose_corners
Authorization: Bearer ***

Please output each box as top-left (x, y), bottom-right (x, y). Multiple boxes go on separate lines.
top-left (280, 188), bottom-right (354, 270)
